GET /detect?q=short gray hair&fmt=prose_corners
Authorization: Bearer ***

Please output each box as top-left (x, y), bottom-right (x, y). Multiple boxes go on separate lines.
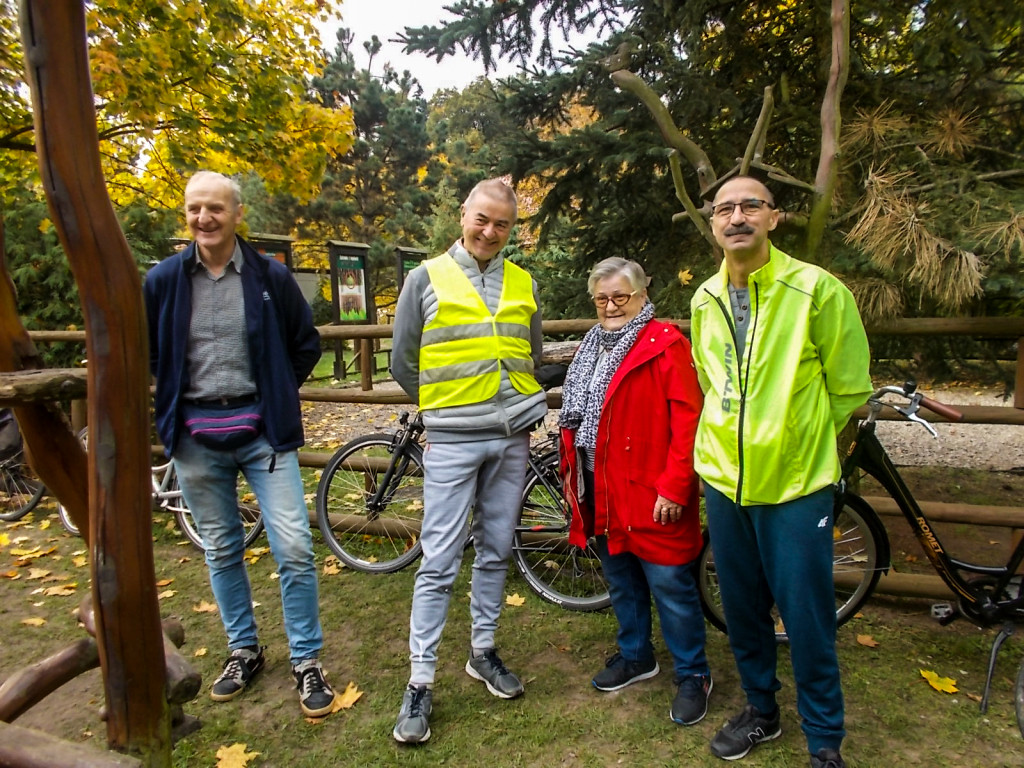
top-left (587, 257), bottom-right (647, 296)
top-left (464, 178), bottom-right (518, 221)
top-left (186, 171), bottom-right (242, 208)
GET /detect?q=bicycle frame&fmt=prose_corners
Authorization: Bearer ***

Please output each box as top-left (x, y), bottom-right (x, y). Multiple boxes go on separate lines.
top-left (843, 388), bottom-right (1024, 624)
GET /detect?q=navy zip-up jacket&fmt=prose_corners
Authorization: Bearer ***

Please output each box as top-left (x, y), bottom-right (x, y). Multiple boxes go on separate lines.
top-left (144, 238), bottom-right (321, 455)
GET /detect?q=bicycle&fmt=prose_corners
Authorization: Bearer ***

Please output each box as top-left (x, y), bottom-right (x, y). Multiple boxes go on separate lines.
top-left (0, 409), bottom-right (46, 522)
top-left (315, 411), bottom-right (610, 611)
top-left (698, 380), bottom-right (1024, 736)
top-left (58, 428), bottom-right (264, 550)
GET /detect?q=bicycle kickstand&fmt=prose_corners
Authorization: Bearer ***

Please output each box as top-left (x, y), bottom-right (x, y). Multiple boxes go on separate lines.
top-left (979, 623), bottom-right (1015, 714)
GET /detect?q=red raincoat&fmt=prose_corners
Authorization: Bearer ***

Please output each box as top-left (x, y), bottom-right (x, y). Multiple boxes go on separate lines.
top-left (562, 320), bottom-right (703, 566)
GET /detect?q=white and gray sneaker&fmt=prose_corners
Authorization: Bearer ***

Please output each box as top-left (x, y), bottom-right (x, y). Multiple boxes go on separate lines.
top-left (210, 646), bottom-right (265, 702)
top-left (393, 684), bottom-right (433, 744)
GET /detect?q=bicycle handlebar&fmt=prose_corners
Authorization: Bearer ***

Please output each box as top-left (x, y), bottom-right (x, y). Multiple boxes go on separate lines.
top-left (917, 395), bottom-right (964, 423)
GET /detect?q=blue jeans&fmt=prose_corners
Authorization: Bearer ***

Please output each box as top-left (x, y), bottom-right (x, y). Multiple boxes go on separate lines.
top-left (595, 536), bottom-right (709, 681)
top-left (704, 483), bottom-right (844, 753)
top-left (174, 432), bottom-right (323, 665)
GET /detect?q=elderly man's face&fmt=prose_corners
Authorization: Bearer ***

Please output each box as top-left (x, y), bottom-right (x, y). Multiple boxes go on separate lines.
top-left (460, 192), bottom-right (515, 263)
top-left (184, 176), bottom-right (243, 259)
top-left (710, 177), bottom-right (779, 257)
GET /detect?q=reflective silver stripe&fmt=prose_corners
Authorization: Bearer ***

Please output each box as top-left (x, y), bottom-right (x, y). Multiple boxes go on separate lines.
top-left (422, 322), bottom-right (495, 347)
top-left (502, 357), bottom-right (534, 373)
top-left (493, 322), bottom-right (531, 341)
top-left (419, 359), bottom-right (499, 386)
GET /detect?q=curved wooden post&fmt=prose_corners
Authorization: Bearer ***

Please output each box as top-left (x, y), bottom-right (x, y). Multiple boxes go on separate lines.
top-left (19, 1), bottom-right (170, 764)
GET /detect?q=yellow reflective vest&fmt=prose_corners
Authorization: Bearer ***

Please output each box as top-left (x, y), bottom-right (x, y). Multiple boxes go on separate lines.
top-left (418, 253), bottom-right (542, 410)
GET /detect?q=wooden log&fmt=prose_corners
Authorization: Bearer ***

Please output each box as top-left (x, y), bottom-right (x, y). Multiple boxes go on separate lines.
top-left (872, 570), bottom-right (955, 600)
top-left (0, 639), bottom-right (99, 723)
top-left (863, 496), bottom-right (1024, 528)
top-left (0, 722), bottom-right (142, 767)
top-left (21, 1), bottom-right (170, 761)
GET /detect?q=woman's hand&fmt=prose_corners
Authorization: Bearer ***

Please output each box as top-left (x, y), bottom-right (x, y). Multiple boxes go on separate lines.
top-left (653, 495), bottom-right (682, 525)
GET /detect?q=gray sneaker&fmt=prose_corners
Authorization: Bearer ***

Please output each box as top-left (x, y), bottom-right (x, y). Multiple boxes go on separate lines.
top-left (210, 646), bottom-right (265, 702)
top-left (465, 649), bottom-right (524, 699)
top-left (393, 684), bottom-right (433, 744)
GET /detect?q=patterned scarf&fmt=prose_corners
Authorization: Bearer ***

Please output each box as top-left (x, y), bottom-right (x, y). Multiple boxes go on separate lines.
top-left (558, 301), bottom-right (656, 449)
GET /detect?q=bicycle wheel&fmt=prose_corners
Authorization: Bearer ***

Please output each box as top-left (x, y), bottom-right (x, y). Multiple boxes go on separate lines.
top-left (0, 449), bottom-right (45, 522)
top-left (511, 450), bottom-right (610, 612)
top-left (171, 466), bottom-right (264, 551)
top-left (697, 493), bottom-right (885, 641)
top-left (56, 428), bottom-right (89, 535)
top-left (315, 434), bottom-right (425, 573)
top-left (1015, 655), bottom-right (1024, 739)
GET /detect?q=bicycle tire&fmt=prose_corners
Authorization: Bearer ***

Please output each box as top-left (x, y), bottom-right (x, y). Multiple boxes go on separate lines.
top-left (511, 450), bottom-right (610, 612)
top-left (698, 493), bottom-right (886, 641)
top-left (0, 449), bottom-right (45, 522)
top-left (1016, 655), bottom-right (1024, 739)
top-left (315, 433), bottom-right (425, 573)
top-left (172, 465), bottom-right (264, 551)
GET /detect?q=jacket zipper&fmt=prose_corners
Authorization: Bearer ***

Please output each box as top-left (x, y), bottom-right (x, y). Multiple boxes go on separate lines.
top-left (704, 283), bottom-right (760, 504)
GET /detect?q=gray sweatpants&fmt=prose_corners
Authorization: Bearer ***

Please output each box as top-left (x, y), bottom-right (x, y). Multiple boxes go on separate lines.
top-left (408, 431), bottom-right (531, 685)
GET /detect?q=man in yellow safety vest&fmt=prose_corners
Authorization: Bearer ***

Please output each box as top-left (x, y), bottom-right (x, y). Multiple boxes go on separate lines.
top-left (390, 179), bottom-right (547, 745)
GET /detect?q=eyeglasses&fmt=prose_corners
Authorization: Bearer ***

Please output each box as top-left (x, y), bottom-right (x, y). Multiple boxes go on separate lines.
top-left (710, 199), bottom-right (775, 219)
top-left (591, 291), bottom-right (638, 308)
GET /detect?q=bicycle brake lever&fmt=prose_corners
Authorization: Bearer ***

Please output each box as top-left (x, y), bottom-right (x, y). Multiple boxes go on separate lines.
top-left (896, 395), bottom-right (939, 438)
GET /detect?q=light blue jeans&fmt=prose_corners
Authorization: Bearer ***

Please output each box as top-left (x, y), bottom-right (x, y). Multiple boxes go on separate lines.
top-left (173, 432), bottom-right (323, 665)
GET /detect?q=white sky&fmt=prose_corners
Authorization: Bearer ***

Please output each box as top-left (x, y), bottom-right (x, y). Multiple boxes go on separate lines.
top-left (322, 0), bottom-right (520, 97)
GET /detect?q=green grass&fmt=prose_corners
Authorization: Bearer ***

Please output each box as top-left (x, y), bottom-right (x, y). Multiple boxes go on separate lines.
top-left (3, 497), bottom-right (1024, 767)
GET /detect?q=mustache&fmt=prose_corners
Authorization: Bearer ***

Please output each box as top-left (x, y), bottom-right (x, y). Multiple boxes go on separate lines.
top-left (724, 224), bottom-right (755, 236)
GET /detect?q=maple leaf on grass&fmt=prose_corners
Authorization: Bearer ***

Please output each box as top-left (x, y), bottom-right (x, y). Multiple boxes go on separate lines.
top-left (215, 743), bottom-right (260, 768)
top-left (20, 617), bottom-right (46, 627)
top-left (920, 668), bottom-right (958, 693)
top-left (505, 593), bottom-right (526, 607)
top-left (193, 600), bottom-right (218, 614)
top-left (856, 634), bottom-right (879, 648)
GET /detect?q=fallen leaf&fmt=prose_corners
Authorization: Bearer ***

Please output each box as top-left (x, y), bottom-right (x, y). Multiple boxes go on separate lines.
top-left (157, 590), bottom-right (177, 600)
top-left (856, 634), bottom-right (879, 648)
top-left (43, 584), bottom-right (77, 596)
top-left (194, 647), bottom-right (208, 657)
top-left (0, 532), bottom-right (9, 547)
top-left (269, 572), bottom-right (279, 580)
top-left (677, 268), bottom-right (694, 286)
top-left (215, 743), bottom-right (260, 768)
top-left (193, 600), bottom-right (218, 613)
top-left (0, 570), bottom-right (20, 580)
top-left (39, 520), bottom-right (51, 530)
top-left (20, 617), bottom-right (46, 626)
top-left (26, 568), bottom-right (51, 580)
top-left (72, 556), bottom-right (88, 567)
top-left (920, 668), bottom-right (958, 693)
top-left (333, 681), bottom-right (363, 711)
top-left (178, 556), bottom-right (192, 563)
top-left (156, 578), bottom-right (174, 587)
top-left (966, 692), bottom-right (982, 702)
top-left (505, 593), bottom-right (526, 607)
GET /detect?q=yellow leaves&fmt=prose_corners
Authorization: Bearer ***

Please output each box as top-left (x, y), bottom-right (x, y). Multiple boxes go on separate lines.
top-left (322, 556), bottom-right (343, 576)
top-left (26, 568), bottom-right (51, 580)
top-left (21, 617), bottom-right (46, 627)
top-left (505, 593), bottom-right (526, 607)
top-left (156, 578), bottom-right (174, 587)
top-left (920, 669), bottom-right (958, 694)
top-left (0, 570), bottom-right (20, 580)
top-left (194, 647), bottom-right (208, 658)
top-left (856, 634), bottom-right (879, 648)
top-left (72, 555), bottom-right (88, 568)
top-left (0, 532), bottom-right (9, 547)
top-left (193, 600), bottom-right (218, 614)
top-left (41, 583), bottom-right (77, 597)
top-left (677, 268), bottom-right (694, 286)
top-left (333, 682), bottom-right (363, 710)
top-left (157, 590), bottom-right (177, 600)
top-left (215, 743), bottom-right (260, 768)
top-left (244, 546), bottom-right (270, 565)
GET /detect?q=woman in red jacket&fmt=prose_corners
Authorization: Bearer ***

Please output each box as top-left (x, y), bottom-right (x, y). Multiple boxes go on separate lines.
top-left (560, 257), bottom-right (710, 726)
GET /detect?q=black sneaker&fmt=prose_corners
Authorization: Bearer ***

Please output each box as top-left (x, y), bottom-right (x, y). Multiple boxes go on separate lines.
top-left (465, 649), bottom-right (524, 699)
top-left (591, 652), bottom-right (660, 692)
top-left (810, 748), bottom-right (846, 768)
top-left (709, 704), bottom-right (781, 760)
top-left (210, 646), bottom-right (265, 702)
top-left (670, 673), bottom-right (713, 725)
top-left (293, 658), bottom-right (336, 717)
top-left (393, 684), bottom-right (433, 744)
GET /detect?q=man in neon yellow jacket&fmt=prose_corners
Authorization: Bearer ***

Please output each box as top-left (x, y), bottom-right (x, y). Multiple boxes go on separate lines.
top-left (690, 175), bottom-right (872, 768)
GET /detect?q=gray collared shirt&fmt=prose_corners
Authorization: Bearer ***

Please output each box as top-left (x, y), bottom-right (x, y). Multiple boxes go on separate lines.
top-left (183, 239), bottom-right (257, 400)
